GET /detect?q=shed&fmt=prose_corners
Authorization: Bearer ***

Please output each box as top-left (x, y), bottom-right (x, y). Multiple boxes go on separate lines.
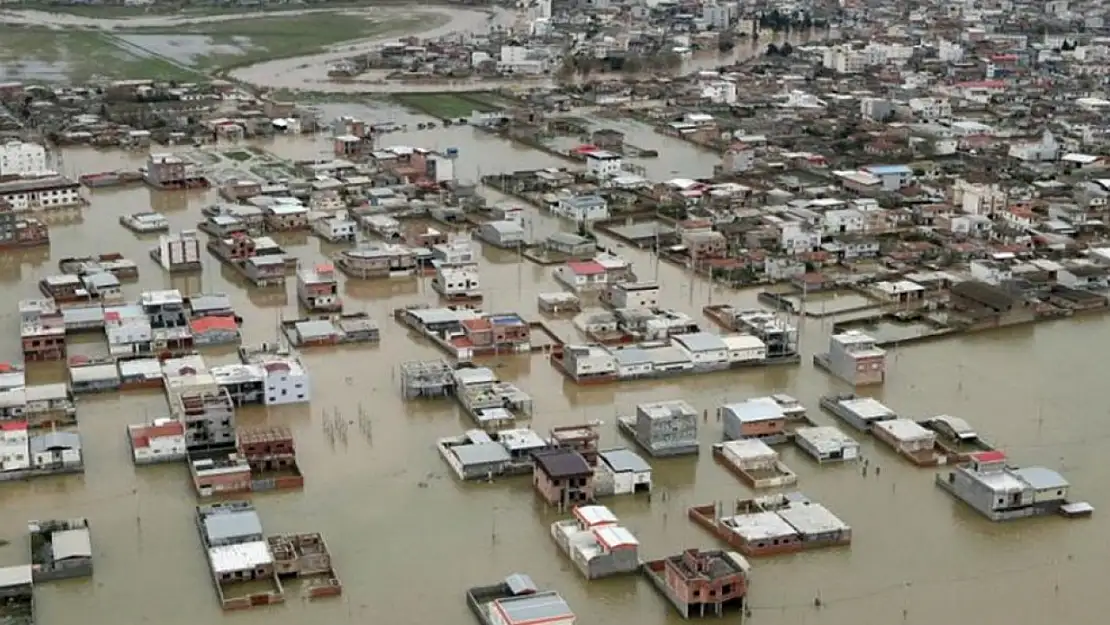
top-left (52, 528), bottom-right (92, 561)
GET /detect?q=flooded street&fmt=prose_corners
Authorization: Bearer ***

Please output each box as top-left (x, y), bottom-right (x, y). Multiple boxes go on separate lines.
top-left (0, 106), bottom-right (1105, 625)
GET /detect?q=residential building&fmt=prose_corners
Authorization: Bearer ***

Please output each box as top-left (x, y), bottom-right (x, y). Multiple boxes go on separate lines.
top-left (29, 431), bottom-right (82, 471)
top-left (336, 243), bottom-right (417, 279)
top-left (196, 501), bottom-right (283, 610)
top-left (533, 448), bottom-right (594, 508)
top-left (297, 264), bottom-right (342, 312)
top-left (432, 264), bottom-right (481, 301)
top-left (0, 421), bottom-right (29, 472)
top-left (154, 230), bottom-right (202, 273)
top-left (585, 151), bottom-right (622, 177)
top-left (702, 80), bottom-right (738, 105)
top-left (550, 505), bottom-right (640, 579)
top-left (312, 212), bottom-right (356, 243)
top-left (140, 289), bottom-right (188, 329)
top-left (602, 281), bottom-right (659, 309)
top-left (619, 400), bottom-right (699, 457)
top-left (861, 165), bottom-right (914, 191)
top-left (596, 448), bottom-right (652, 495)
top-left (721, 398), bottom-right (788, 443)
top-left (0, 140), bottom-right (48, 177)
top-left (555, 260), bottom-right (609, 292)
top-left (489, 588), bottom-right (576, 625)
top-left (127, 419), bottom-right (187, 464)
top-left (936, 451), bottom-right (1072, 521)
top-left (792, 426), bottom-right (860, 464)
top-left (0, 176), bottom-right (82, 211)
top-left (239, 345), bottom-right (311, 406)
top-left (262, 203), bottom-right (309, 231)
top-left (476, 220), bottom-right (526, 248)
top-left (190, 315), bottom-right (240, 346)
top-left (432, 240), bottom-right (477, 266)
top-left (169, 380), bottom-right (236, 452)
top-left (814, 331), bottom-right (886, 386)
top-left (671, 332), bottom-right (729, 369)
top-left (713, 438), bottom-right (796, 489)
top-left (641, 549), bottom-right (749, 619)
top-left (554, 195), bottom-right (609, 223)
top-left (27, 518), bottom-right (93, 581)
top-left (544, 232), bottom-right (595, 258)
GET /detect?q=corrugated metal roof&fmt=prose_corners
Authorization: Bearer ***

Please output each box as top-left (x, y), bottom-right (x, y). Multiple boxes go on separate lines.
top-left (51, 528), bottom-right (92, 561)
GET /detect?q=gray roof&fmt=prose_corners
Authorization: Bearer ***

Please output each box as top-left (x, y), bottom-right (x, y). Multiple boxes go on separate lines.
top-left (453, 442), bottom-right (512, 466)
top-left (505, 573), bottom-right (537, 595)
top-left (494, 590), bottom-right (574, 625)
top-left (203, 510), bottom-right (263, 544)
top-left (0, 565), bottom-right (32, 589)
top-left (63, 306), bottom-right (106, 324)
top-left (546, 231), bottom-right (590, 245)
top-left (612, 347), bottom-right (651, 365)
top-left (29, 432), bottom-right (81, 453)
top-left (724, 399), bottom-right (785, 423)
top-left (1012, 466), bottom-right (1069, 491)
top-left (296, 319), bottom-right (338, 340)
top-left (70, 363), bottom-right (120, 384)
top-left (52, 528), bottom-right (92, 560)
top-left (600, 447), bottom-right (651, 473)
top-left (189, 293), bottom-right (233, 313)
top-left (673, 331), bottom-right (728, 353)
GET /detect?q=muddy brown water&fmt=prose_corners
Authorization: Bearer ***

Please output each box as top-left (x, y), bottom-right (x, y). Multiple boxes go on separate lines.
top-left (0, 117), bottom-right (1105, 625)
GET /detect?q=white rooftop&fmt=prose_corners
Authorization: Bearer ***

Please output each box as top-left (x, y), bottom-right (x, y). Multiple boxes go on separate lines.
top-left (723, 511), bottom-right (798, 541)
top-left (840, 397), bottom-right (895, 421)
top-left (207, 540), bottom-right (273, 575)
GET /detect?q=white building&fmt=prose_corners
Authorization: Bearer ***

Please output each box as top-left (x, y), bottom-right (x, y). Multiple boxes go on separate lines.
top-left (819, 331), bottom-right (886, 386)
top-left (0, 141), bottom-right (49, 178)
top-left (701, 2), bottom-right (736, 29)
top-left (156, 230), bottom-right (201, 272)
top-left (127, 419), bottom-right (187, 464)
top-left (793, 426), bottom-right (860, 463)
top-left (721, 334), bottom-right (767, 363)
top-left (779, 221), bottom-right (821, 255)
top-left (597, 448), bottom-right (652, 495)
top-left (497, 45), bottom-right (548, 74)
top-left (585, 151), bottom-right (622, 178)
top-left (862, 165), bottom-right (914, 191)
top-left (603, 281), bottom-right (659, 309)
top-left (432, 265), bottom-right (481, 300)
top-left (908, 97), bottom-right (953, 121)
top-left (937, 39), bottom-right (965, 63)
top-left (954, 181), bottom-right (1006, 216)
top-left (555, 195), bottom-right (609, 223)
top-left (555, 260), bottom-right (609, 292)
top-left (0, 421), bottom-right (29, 472)
top-left (432, 240), bottom-right (477, 266)
top-left (313, 212), bottom-right (357, 243)
top-left (251, 354), bottom-right (310, 406)
top-left (823, 45), bottom-right (868, 74)
top-left (701, 79), bottom-right (738, 105)
top-left (1008, 130), bottom-right (1059, 163)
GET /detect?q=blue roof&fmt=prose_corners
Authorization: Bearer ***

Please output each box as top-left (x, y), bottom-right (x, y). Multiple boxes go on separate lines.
top-left (865, 164), bottom-right (912, 175)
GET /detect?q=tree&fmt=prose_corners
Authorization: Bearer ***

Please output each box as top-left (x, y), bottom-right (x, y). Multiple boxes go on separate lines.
top-left (780, 41), bottom-right (794, 56)
top-left (765, 43), bottom-right (780, 56)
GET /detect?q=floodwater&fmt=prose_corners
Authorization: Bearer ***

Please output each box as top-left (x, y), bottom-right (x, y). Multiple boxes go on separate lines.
top-left (0, 6), bottom-right (811, 92)
top-left (0, 102), bottom-right (1107, 625)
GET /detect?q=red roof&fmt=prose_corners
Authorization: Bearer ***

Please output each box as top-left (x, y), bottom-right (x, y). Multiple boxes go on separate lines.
top-left (0, 420), bottom-right (28, 431)
top-left (566, 260), bottom-right (606, 276)
top-left (971, 450), bottom-right (1006, 464)
top-left (190, 315), bottom-right (238, 333)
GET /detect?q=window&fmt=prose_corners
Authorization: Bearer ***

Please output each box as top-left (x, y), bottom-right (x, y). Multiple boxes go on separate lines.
top-left (281, 389), bottom-right (287, 396)
top-left (721, 584), bottom-right (733, 595)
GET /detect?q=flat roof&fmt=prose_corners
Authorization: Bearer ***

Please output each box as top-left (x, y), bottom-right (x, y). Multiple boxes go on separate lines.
top-left (0, 564), bottom-right (32, 588)
top-left (1012, 466), bottom-right (1069, 491)
top-left (794, 426), bottom-right (857, 453)
top-left (52, 528), bottom-right (92, 560)
top-left (599, 447), bottom-right (651, 473)
top-left (723, 511), bottom-right (798, 541)
top-left (839, 397), bottom-right (895, 421)
top-left (723, 397), bottom-right (785, 423)
top-left (872, 418), bottom-right (934, 442)
top-left (574, 505), bottom-right (618, 527)
top-left (493, 590), bottom-right (574, 625)
top-left (777, 501), bottom-right (850, 536)
top-left (720, 438), bottom-right (777, 459)
top-left (208, 540), bottom-right (273, 575)
top-left (453, 441), bottom-right (512, 466)
top-left (673, 331), bottom-right (728, 353)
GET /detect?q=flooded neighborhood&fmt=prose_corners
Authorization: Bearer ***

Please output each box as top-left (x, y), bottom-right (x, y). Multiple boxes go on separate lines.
top-left (0, 0), bottom-right (1109, 624)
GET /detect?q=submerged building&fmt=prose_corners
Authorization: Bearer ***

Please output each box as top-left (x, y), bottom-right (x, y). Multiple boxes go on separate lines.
top-left (935, 451), bottom-right (1084, 521)
top-left (550, 505), bottom-right (640, 579)
top-left (641, 549), bottom-right (750, 619)
top-left (813, 330), bottom-right (886, 386)
top-left (617, 400), bottom-right (700, 457)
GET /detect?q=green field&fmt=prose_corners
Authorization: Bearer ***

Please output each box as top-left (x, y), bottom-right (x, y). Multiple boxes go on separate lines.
top-left (123, 12), bottom-right (439, 71)
top-left (0, 24), bottom-right (203, 82)
top-left (393, 92), bottom-right (503, 120)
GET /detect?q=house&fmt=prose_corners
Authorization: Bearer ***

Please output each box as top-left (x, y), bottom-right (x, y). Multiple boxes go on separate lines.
top-left (432, 264), bottom-right (482, 301)
top-left (871, 418), bottom-right (942, 466)
top-left (602, 281), bottom-right (659, 309)
top-left (1057, 264), bottom-right (1108, 290)
top-left (861, 164), bottom-right (914, 191)
top-left (153, 230), bottom-right (202, 273)
top-left (688, 493), bottom-right (852, 556)
top-left (29, 431), bottom-right (82, 471)
top-left (190, 315), bottom-right (240, 346)
top-left (0, 421), bottom-right (29, 472)
top-left (792, 426), bottom-right (860, 464)
top-left (585, 150), bottom-right (622, 177)
top-left (28, 518), bottom-right (93, 581)
top-left (682, 230), bottom-right (727, 259)
top-left (721, 398), bottom-right (787, 443)
top-left (544, 232), bottom-right (596, 258)
top-left (936, 451), bottom-right (1073, 521)
top-left (549, 505), bottom-right (640, 579)
top-left (554, 260), bottom-right (608, 292)
top-left (127, 419), bottom-right (187, 464)
top-left (641, 549), bottom-right (749, 619)
top-left (533, 448), bottom-right (594, 508)
top-left (489, 588), bottom-right (576, 625)
top-left (617, 400), bottom-right (699, 457)
top-left (713, 439), bottom-right (797, 489)
top-left (814, 331), bottom-right (886, 386)
top-left (297, 264), bottom-right (342, 312)
top-left (477, 220), bottom-right (526, 248)
top-left (312, 212), bottom-right (356, 243)
top-left (596, 447), bottom-right (652, 495)
top-left (820, 394), bottom-right (897, 432)
top-left (554, 195), bottom-right (609, 223)
top-left (337, 243), bottom-right (417, 279)
top-left (558, 344), bottom-right (619, 382)
top-left (671, 332), bottom-right (729, 368)
top-left (196, 502), bottom-right (284, 610)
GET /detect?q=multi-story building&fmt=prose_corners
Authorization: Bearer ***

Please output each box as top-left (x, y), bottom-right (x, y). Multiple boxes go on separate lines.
top-left (239, 345), bottom-right (311, 406)
top-left (533, 448), bottom-right (595, 508)
top-left (642, 549), bottom-right (749, 619)
top-left (814, 331), bottom-right (886, 386)
top-left (140, 289), bottom-right (188, 329)
top-left (936, 451), bottom-right (1073, 521)
top-left (0, 141), bottom-right (48, 178)
top-left (432, 265), bottom-right (481, 301)
top-left (153, 230), bottom-right (202, 273)
top-left (296, 264), bottom-right (342, 312)
top-left (0, 176), bottom-right (82, 211)
top-left (169, 380), bottom-right (236, 452)
top-left (620, 400), bottom-right (699, 457)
